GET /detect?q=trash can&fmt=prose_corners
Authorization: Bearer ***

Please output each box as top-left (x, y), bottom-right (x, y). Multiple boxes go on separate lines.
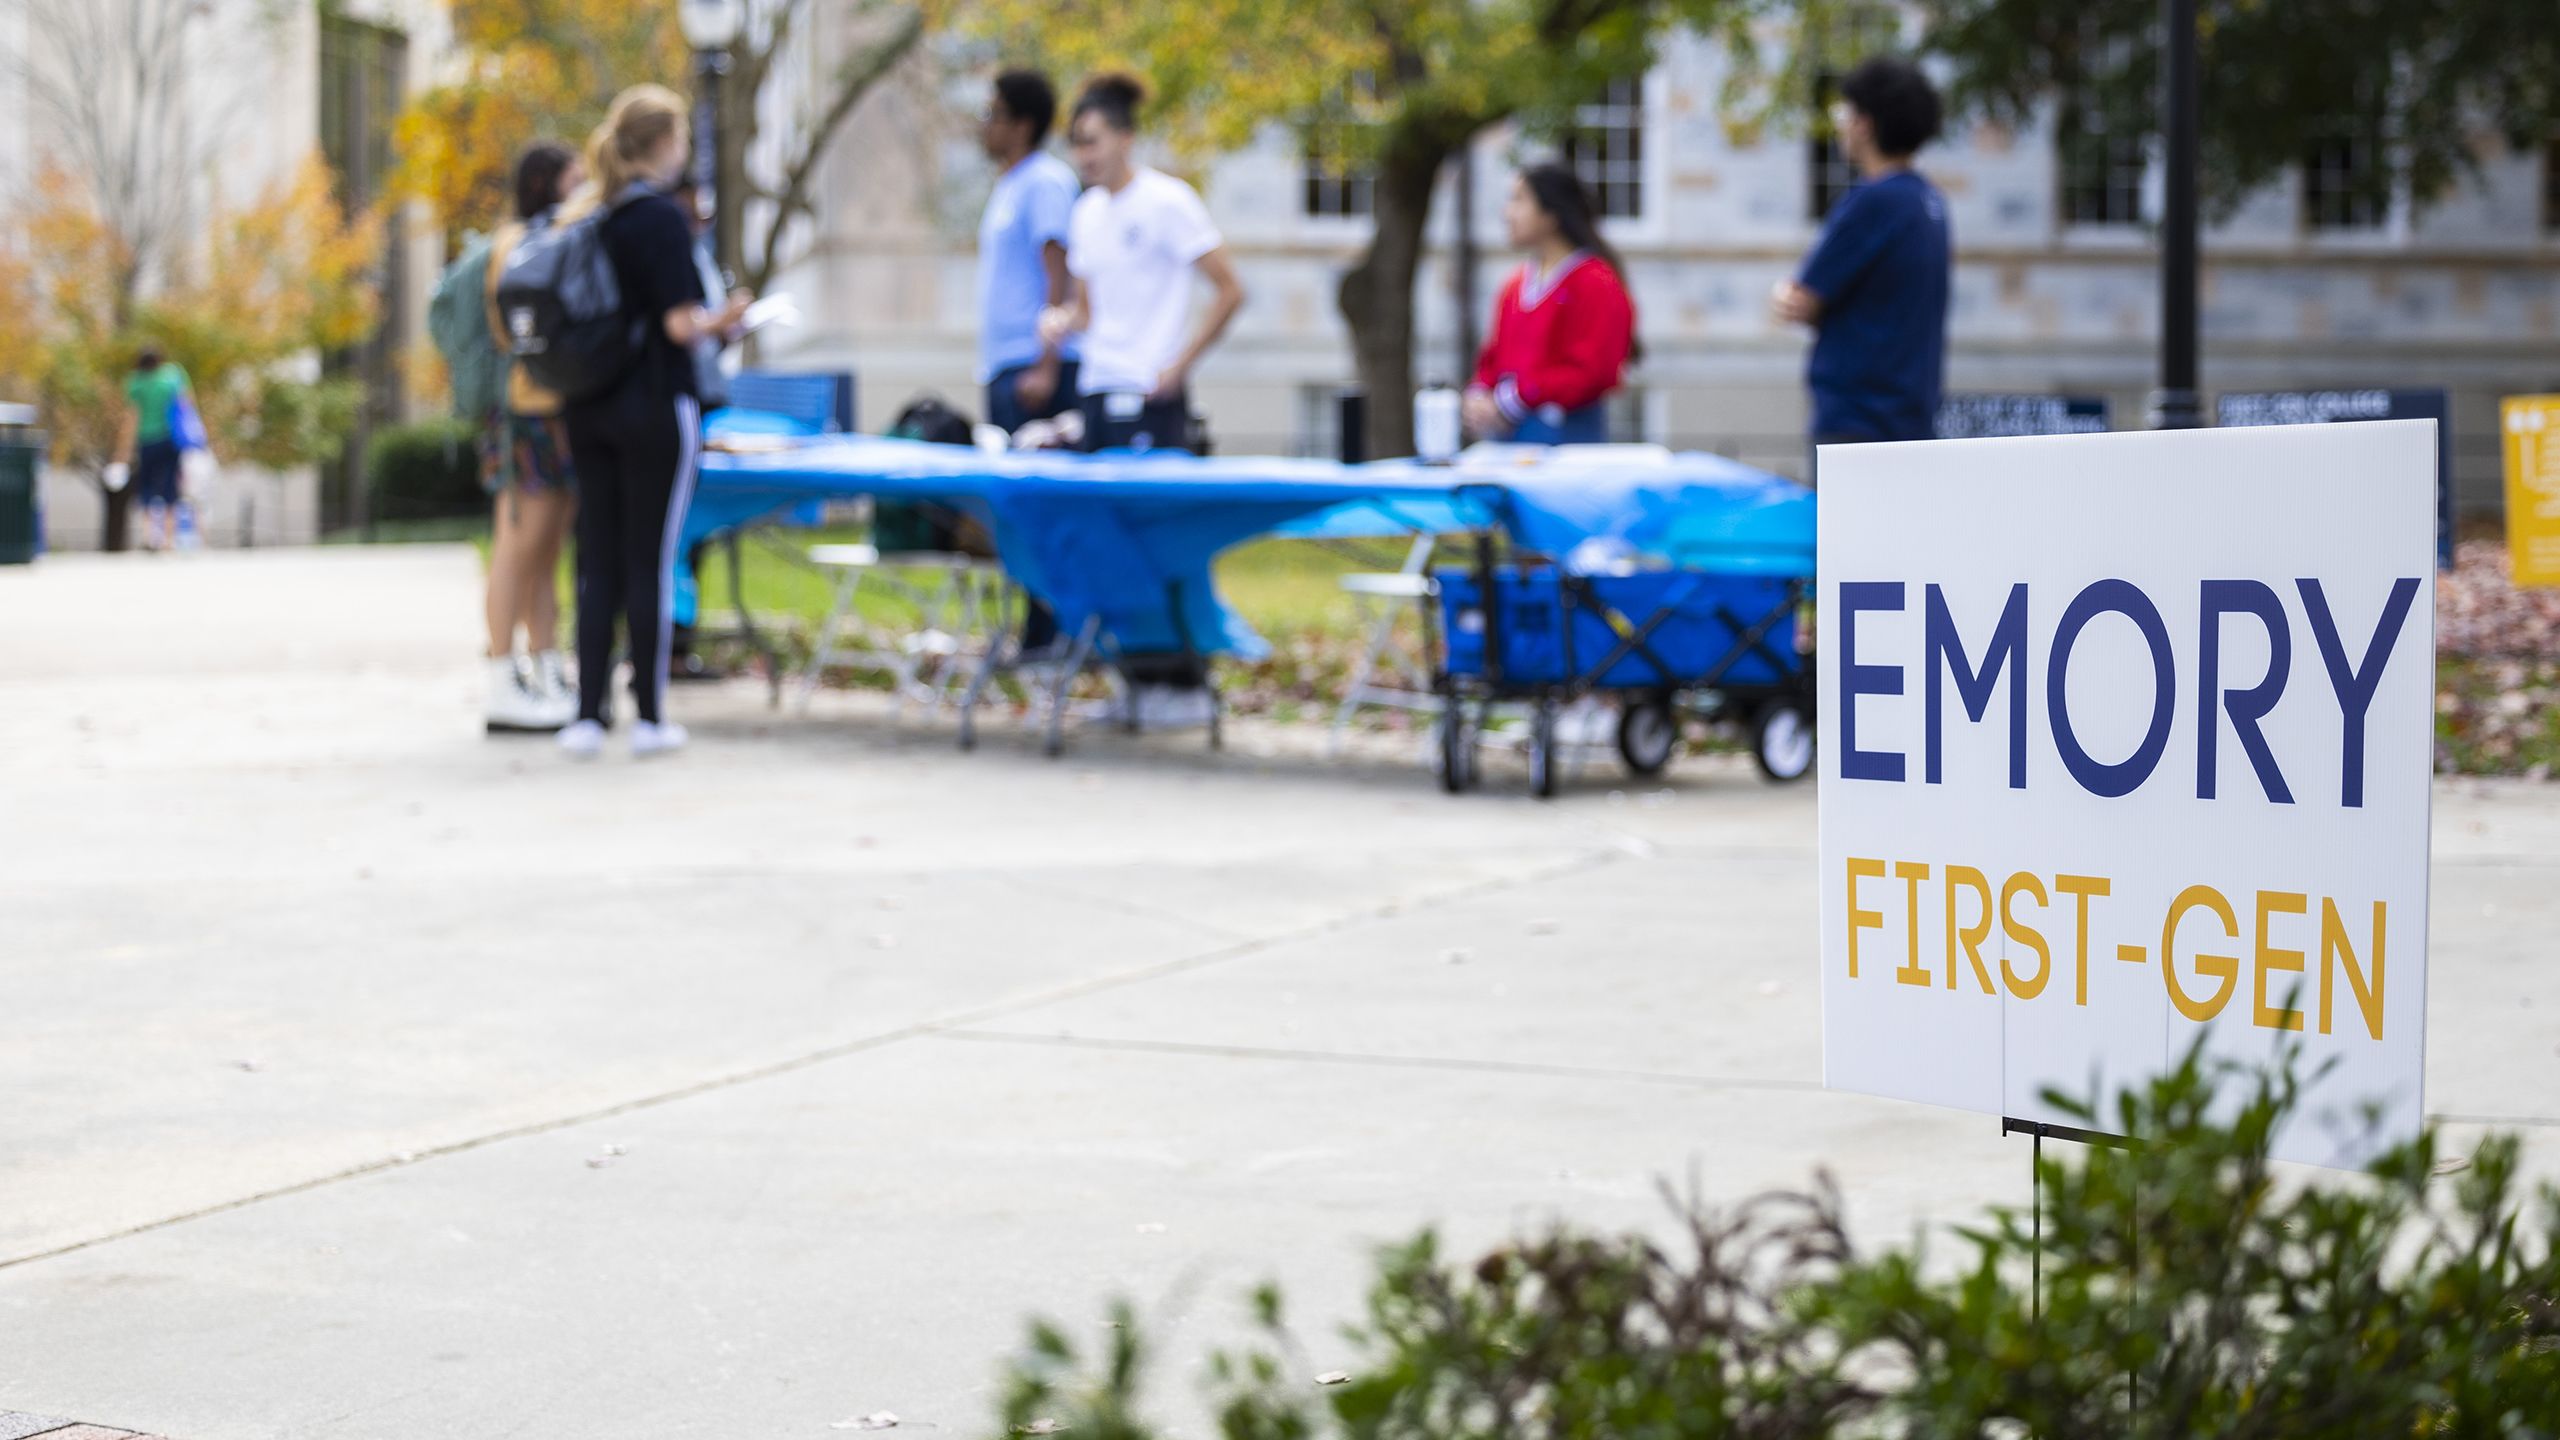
top-left (0, 402), bottom-right (43, 565)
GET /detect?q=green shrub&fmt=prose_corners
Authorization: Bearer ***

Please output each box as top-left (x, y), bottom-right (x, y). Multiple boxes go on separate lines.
top-left (365, 417), bottom-right (483, 523)
top-left (988, 1045), bottom-right (2560, 1439)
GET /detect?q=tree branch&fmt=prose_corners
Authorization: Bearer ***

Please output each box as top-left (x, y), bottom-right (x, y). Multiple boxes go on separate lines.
top-left (746, 5), bottom-right (925, 294)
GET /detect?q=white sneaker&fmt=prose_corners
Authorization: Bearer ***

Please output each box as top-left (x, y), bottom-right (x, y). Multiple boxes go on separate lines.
top-left (487, 657), bottom-right (575, 734)
top-left (531, 650), bottom-right (576, 706)
top-left (1132, 684), bottom-right (1216, 731)
top-left (556, 718), bottom-right (606, 758)
top-left (630, 719), bottom-right (689, 758)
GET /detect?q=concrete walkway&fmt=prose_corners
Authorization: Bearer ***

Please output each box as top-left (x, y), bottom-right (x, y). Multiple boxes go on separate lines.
top-left (0, 547), bottom-right (2553, 1440)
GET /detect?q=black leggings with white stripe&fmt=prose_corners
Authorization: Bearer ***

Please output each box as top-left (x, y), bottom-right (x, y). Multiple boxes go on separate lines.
top-left (563, 390), bottom-right (700, 727)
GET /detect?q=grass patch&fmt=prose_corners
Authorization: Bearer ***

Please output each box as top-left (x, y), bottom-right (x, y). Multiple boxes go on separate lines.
top-left (690, 527), bottom-right (1417, 644)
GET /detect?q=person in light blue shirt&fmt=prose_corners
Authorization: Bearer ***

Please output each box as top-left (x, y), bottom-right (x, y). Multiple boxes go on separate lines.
top-left (978, 69), bottom-right (1080, 434)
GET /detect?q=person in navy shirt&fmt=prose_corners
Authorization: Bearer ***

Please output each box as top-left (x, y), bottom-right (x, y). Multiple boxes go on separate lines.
top-left (1771, 56), bottom-right (1950, 478)
top-left (977, 69), bottom-right (1081, 433)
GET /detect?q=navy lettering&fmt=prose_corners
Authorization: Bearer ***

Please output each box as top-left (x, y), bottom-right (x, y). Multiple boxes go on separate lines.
top-left (2197, 580), bottom-right (2295, 803)
top-left (2048, 579), bottom-right (2175, 798)
top-left (2297, 577), bottom-right (2421, 809)
top-left (1839, 581), bottom-right (1906, 782)
top-left (1924, 583), bottom-right (2029, 788)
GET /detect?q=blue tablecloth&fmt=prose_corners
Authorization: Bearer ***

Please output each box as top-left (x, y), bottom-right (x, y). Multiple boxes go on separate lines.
top-left (688, 433), bottom-right (1813, 661)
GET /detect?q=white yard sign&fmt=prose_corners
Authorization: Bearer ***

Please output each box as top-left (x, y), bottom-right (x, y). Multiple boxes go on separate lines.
top-left (1817, 423), bottom-right (2434, 1168)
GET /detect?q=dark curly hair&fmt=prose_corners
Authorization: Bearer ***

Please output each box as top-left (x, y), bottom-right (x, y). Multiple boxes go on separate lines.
top-left (994, 69), bottom-right (1059, 147)
top-left (1838, 57), bottom-right (1943, 159)
top-left (1072, 72), bottom-right (1147, 134)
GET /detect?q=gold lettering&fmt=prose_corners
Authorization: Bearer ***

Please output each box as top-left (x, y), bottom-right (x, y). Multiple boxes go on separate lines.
top-left (1845, 857), bottom-right (1885, 979)
top-left (2055, 874), bottom-right (2111, 1006)
top-left (1944, 866), bottom-right (1997, 993)
top-left (2253, 890), bottom-right (2308, 1032)
top-left (2163, 884), bottom-right (2240, 1022)
top-left (1894, 861), bottom-right (1933, 987)
top-left (1999, 872), bottom-right (2051, 999)
top-left (2319, 898), bottom-right (2386, 1041)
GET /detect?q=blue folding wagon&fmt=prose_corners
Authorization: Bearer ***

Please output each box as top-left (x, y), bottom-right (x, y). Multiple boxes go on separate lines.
top-left (1433, 507), bottom-right (1814, 799)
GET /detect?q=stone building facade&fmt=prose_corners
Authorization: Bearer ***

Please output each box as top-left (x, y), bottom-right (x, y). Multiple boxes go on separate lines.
top-left (2, 0), bottom-right (450, 549)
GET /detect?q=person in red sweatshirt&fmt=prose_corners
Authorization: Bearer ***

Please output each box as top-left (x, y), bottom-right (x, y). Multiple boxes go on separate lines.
top-left (1462, 162), bottom-right (1638, 446)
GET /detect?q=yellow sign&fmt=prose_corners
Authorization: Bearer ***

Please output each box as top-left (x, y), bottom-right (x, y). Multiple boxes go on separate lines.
top-left (2503, 395), bottom-right (2560, 587)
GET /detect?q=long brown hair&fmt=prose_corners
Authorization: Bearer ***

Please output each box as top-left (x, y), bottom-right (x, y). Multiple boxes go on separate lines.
top-left (559, 85), bottom-right (686, 222)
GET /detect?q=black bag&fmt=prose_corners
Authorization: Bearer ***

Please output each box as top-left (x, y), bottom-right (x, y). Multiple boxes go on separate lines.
top-left (876, 395), bottom-right (981, 554)
top-left (492, 185), bottom-right (650, 404)
top-left (888, 395), bottom-right (973, 446)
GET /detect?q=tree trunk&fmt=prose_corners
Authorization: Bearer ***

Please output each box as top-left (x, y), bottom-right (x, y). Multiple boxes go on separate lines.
top-left (715, 69), bottom-right (754, 286)
top-left (1336, 124), bottom-right (1468, 460)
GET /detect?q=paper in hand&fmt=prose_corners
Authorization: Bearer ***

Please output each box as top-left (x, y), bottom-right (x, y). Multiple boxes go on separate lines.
top-left (741, 295), bottom-right (802, 334)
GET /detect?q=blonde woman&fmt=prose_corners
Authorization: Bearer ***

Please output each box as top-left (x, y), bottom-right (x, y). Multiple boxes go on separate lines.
top-left (550, 86), bottom-right (751, 760)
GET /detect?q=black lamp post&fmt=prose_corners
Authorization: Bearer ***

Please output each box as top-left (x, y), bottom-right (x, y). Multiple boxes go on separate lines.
top-left (2151, 0), bottom-right (2203, 429)
top-left (679, 0), bottom-right (744, 275)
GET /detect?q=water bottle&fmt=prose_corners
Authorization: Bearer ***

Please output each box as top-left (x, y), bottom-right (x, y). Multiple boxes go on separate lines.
top-left (1413, 379), bottom-right (1461, 465)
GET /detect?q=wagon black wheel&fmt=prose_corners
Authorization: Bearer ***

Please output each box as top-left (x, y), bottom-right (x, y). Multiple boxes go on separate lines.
top-left (1530, 700), bottom-right (1559, 799)
top-left (1754, 699), bottom-right (1814, 782)
top-left (1437, 697), bottom-right (1475, 794)
top-left (1617, 700), bottom-right (1678, 777)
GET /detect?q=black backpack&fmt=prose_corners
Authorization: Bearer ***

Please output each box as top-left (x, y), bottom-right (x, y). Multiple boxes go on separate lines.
top-left (876, 395), bottom-right (981, 554)
top-left (492, 185), bottom-right (651, 404)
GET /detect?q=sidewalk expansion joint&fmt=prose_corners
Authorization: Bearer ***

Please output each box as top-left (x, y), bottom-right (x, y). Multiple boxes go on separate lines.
top-left (0, 843), bottom-right (1628, 1275)
top-left (935, 1029), bottom-right (1824, 1095)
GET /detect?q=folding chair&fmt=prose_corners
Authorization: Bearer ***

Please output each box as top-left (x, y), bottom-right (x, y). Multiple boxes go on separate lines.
top-left (798, 543), bottom-right (1011, 713)
top-left (1328, 534), bottom-right (1441, 754)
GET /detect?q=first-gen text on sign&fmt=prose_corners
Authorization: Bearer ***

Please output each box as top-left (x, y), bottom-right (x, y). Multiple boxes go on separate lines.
top-left (1816, 423), bottom-right (2435, 1168)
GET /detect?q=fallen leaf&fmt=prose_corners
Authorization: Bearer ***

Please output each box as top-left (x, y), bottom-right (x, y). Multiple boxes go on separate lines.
top-left (1316, 1371), bottom-right (1350, 1386)
top-left (2432, 1155), bottom-right (2472, 1177)
top-left (832, 1412), bottom-right (901, 1431)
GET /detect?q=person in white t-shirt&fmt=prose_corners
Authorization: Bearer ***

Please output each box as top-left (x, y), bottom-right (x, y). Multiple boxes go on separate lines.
top-left (1038, 73), bottom-right (1246, 455)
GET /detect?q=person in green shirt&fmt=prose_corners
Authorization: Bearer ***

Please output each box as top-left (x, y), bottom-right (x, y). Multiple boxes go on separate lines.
top-left (114, 349), bottom-right (195, 552)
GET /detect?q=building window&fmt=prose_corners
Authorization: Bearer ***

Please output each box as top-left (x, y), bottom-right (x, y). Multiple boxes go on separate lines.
top-left (1302, 138), bottom-right (1373, 218)
top-left (1808, 72), bottom-right (1860, 221)
top-left (2303, 131), bottom-right (2387, 231)
top-left (2058, 104), bottom-right (2145, 225)
top-left (1301, 76), bottom-right (1378, 220)
top-left (1563, 76), bottom-right (1645, 220)
top-left (1296, 384), bottom-right (1350, 460)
